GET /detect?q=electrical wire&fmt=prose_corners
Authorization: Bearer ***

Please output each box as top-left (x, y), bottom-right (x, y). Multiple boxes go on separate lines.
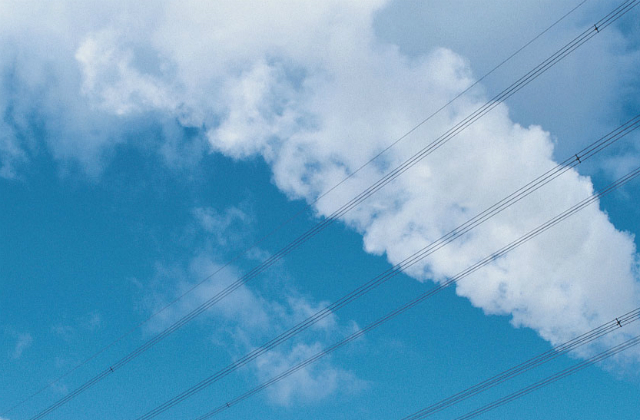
top-left (1, 1), bottom-right (589, 416)
top-left (189, 164), bottom-right (640, 420)
top-left (399, 308), bottom-right (640, 420)
top-left (16, 2), bottom-right (636, 419)
top-left (133, 115), bottom-right (640, 420)
top-left (454, 334), bottom-right (640, 420)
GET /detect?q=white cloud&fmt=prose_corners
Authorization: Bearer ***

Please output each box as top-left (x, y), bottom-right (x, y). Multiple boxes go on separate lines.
top-left (50, 312), bottom-right (104, 343)
top-left (0, 123), bottom-right (27, 179)
top-left (125, 0), bottom-right (639, 360)
top-left (374, 0), bottom-right (640, 160)
top-left (11, 333), bottom-right (33, 359)
top-left (193, 206), bottom-right (253, 248)
top-left (0, 1), bottom-right (190, 176)
top-left (602, 153), bottom-right (640, 181)
top-left (81, 312), bottom-right (103, 331)
top-left (144, 250), bottom-right (359, 405)
top-left (2, 0), bottom-right (640, 365)
top-left (139, 205), bottom-right (360, 405)
top-left (51, 324), bottom-right (75, 339)
top-left (253, 342), bottom-right (363, 406)
top-left (75, 29), bottom-right (179, 116)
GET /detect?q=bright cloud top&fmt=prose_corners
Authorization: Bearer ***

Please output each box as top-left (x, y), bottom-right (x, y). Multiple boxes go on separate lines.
top-left (2, 0), bottom-right (640, 367)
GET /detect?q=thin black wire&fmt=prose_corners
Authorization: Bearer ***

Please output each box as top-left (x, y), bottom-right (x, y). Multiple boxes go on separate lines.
top-left (455, 334), bottom-right (640, 420)
top-left (21, 3), bottom-right (638, 419)
top-left (399, 308), bottom-right (640, 420)
top-left (191, 165), bottom-right (640, 420)
top-left (0, 2), bottom-right (589, 417)
top-left (134, 115), bottom-right (640, 420)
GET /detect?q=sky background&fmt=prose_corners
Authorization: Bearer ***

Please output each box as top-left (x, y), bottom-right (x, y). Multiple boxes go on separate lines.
top-left (1, 1), bottom-right (640, 419)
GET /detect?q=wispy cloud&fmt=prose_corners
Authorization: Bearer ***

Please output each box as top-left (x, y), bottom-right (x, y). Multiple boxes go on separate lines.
top-left (11, 333), bottom-right (33, 359)
top-left (50, 311), bottom-right (104, 341)
top-left (254, 342), bottom-right (366, 406)
top-left (81, 312), bottom-right (103, 331)
top-left (143, 251), bottom-right (364, 405)
top-left (193, 206), bottom-right (254, 248)
top-left (138, 204), bottom-right (364, 405)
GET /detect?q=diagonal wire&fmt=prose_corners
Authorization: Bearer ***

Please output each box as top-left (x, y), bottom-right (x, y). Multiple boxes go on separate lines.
top-left (18, 2), bottom-right (637, 419)
top-left (0, 1), bottom-right (589, 416)
top-left (134, 114), bottom-right (640, 420)
top-left (454, 334), bottom-right (640, 420)
top-left (191, 164), bottom-right (640, 420)
top-left (400, 308), bottom-right (640, 420)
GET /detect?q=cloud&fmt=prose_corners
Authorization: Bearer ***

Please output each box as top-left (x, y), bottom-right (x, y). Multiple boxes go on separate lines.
top-left (138, 205), bottom-right (361, 406)
top-left (75, 28), bottom-right (179, 117)
top-left (193, 206), bottom-right (254, 248)
top-left (0, 122), bottom-right (27, 179)
top-left (2, 0), bottom-right (640, 365)
top-left (253, 342), bottom-right (364, 406)
top-left (81, 312), bottom-right (103, 331)
top-left (137, 0), bottom-right (639, 360)
top-left (374, 0), bottom-right (640, 160)
top-left (107, 0), bottom-right (638, 360)
top-left (11, 333), bottom-right (33, 359)
top-left (50, 312), bottom-right (104, 342)
top-left (51, 324), bottom-right (75, 339)
top-left (0, 1), bottom-right (196, 177)
top-left (144, 250), bottom-right (360, 405)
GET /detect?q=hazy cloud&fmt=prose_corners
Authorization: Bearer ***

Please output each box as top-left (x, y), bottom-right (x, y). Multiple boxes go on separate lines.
top-left (11, 333), bottom-right (33, 359)
top-left (193, 206), bottom-right (254, 248)
top-left (254, 342), bottom-right (364, 406)
top-left (144, 249), bottom-right (361, 405)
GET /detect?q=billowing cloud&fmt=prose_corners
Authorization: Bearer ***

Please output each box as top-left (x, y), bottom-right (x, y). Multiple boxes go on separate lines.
top-left (113, 1), bottom-right (640, 360)
top-left (2, 0), bottom-right (640, 367)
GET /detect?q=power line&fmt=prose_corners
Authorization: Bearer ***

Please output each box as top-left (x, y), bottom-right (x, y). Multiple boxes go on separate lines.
top-left (0, 2), bottom-right (589, 416)
top-left (189, 164), bottom-right (640, 420)
top-left (133, 115), bottom-right (640, 420)
top-left (399, 308), bottom-right (640, 420)
top-left (454, 334), bottom-right (640, 420)
top-left (20, 3), bottom-right (638, 419)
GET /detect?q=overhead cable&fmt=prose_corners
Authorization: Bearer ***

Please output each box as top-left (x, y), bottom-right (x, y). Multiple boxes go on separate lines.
top-left (454, 334), bottom-right (640, 419)
top-left (1, 2), bottom-right (588, 416)
top-left (189, 164), bottom-right (640, 420)
top-left (399, 308), bottom-right (640, 419)
top-left (19, 2), bottom-right (637, 419)
top-left (134, 115), bottom-right (640, 420)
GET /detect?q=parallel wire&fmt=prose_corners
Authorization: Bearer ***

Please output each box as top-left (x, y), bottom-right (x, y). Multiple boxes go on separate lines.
top-left (134, 115), bottom-right (640, 420)
top-left (400, 308), bottom-right (640, 420)
top-left (0, 2), bottom-right (589, 416)
top-left (454, 334), bottom-right (640, 420)
top-left (21, 2), bottom-right (639, 419)
top-left (191, 165), bottom-right (640, 420)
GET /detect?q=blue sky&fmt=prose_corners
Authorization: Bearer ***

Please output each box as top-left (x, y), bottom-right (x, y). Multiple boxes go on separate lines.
top-left (2, 1), bottom-right (640, 419)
